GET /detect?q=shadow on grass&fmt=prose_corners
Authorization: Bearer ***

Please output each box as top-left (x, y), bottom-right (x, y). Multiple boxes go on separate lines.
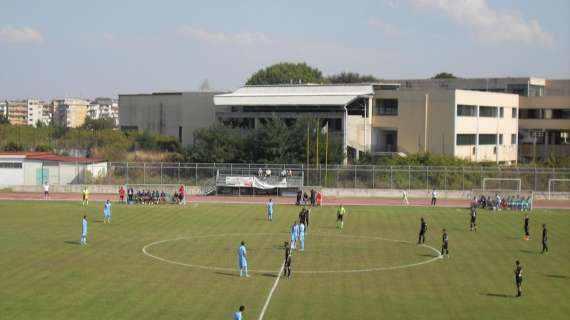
top-left (260, 272), bottom-right (279, 278)
top-left (519, 249), bottom-right (537, 254)
top-left (213, 271), bottom-right (240, 278)
top-left (64, 240), bottom-right (80, 245)
top-left (546, 274), bottom-right (567, 279)
top-left (482, 293), bottom-right (512, 298)
top-left (418, 254), bottom-right (438, 257)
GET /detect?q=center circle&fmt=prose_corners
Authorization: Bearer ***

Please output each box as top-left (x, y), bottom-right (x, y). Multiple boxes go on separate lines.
top-left (142, 233), bottom-right (442, 274)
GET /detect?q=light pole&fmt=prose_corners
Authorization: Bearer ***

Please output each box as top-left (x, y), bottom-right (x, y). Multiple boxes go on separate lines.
top-left (532, 130), bottom-right (544, 163)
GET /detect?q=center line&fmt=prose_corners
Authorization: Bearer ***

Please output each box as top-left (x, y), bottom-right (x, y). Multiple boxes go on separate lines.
top-left (257, 262), bottom-right (284, 320)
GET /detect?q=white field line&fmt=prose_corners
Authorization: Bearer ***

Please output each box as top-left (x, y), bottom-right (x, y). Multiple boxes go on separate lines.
top-left (141, 233), bottom-right (442, 275)
top-left (257, 262), bottom-right (284, 320)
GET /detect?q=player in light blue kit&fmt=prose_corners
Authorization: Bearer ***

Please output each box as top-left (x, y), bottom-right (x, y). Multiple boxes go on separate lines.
top-left (234, 305), bottom-right (245, 320)
top-left (80, 215), bottom-right (88, 245)
top-left (103, 200), bottom-right (112, 224)
top-left (291, 221), bottom-right (298, 250)
top-left (266, 198), bottom-right (274, 221)
top-left (238, 241), bottom-right (250, 278)
top-left (299, 222), bottom-right (305, 251)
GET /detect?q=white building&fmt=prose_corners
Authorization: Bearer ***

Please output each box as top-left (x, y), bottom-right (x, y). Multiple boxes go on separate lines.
top-left (88, 97), bottom-right (119, 126)
top-left (0, 151), bottom-right (107, 185)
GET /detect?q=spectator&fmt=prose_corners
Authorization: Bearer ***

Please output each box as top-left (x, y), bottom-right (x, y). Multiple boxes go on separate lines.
top-left (296, 190), bottom-right (302, 206)
top-left (310, 189), bottom-right (316, 207)
top-left (128, 187), bottom-right (134, 203)
top-left (266, 168), bottom-right (272, 177)
top-left (288, 169), bottom-right (292, 176)
top-left (160, 191), bottom-right (166, 204)
top-left (258, 168), bottom-right (263, 177)
top-left (302, 192), bottom-right (309, 205)
top-left (179, 185), bottom-right (186, 205)
top-left (280, 169), bottom-right (287, 177)
top-left (119, 186), bottom-right (126, 203)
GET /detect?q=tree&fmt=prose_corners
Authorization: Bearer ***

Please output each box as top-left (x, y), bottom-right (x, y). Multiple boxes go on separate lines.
top-left (0, 114), bottom-right (10, 125)
top-left (328, 72), bottom-right (379, 83)
top-left (187, 125), bottom-right (248, 163)
top-left (246, 62), bottom-right (325, 85)
top-left (433, 72), bottom-right (457, 79)
top-left (82, 116), bottom-right (116, 131)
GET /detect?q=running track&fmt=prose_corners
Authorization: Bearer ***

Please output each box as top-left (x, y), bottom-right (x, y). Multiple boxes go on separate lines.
top-left (0, 192), bottom-right (568, 209)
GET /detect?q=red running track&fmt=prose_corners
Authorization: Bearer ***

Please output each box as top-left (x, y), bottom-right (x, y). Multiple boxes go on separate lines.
top-left (0, 192), bottom-right (568, 209)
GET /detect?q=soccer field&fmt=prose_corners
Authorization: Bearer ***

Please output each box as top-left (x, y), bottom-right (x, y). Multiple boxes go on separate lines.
top-left (0, 201), bottom-right (568, 320)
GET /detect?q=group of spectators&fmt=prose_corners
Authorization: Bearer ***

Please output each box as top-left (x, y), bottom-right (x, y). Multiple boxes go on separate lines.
top-left (296, 188), bottom-right (322, 206)
top-left (257, 168), bottom-right (293, 178)
top-left (472, 194), bottom-right (532, 211)
top-left (118, 185), bottom-right (187, 205)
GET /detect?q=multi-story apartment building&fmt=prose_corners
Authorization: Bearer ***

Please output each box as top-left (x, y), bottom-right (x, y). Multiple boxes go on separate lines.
top-left (383, 77), bottom-right (570, 162)
top-left (5, 99), bottom-right (44, 126)
top-left (53, 98), bottom-right (89, 128)
top-left (88, 97), bottom-right (119, 126)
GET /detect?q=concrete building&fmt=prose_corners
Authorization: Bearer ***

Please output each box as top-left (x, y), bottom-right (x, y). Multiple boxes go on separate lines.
top-left (53, 98), bottom-right (89, 128)
top-left (0, 151), bottom-right (107, 185)
top-left (213, 84), bottom-right (520, 163)
top-left (383, 77), bottom-right (570, 162)
top-left (119, 91), bottom-right (222, 145)
top-left (5, 99), bottom-right (44, 126)
top-left (88, 97), bottom-right (119, 126)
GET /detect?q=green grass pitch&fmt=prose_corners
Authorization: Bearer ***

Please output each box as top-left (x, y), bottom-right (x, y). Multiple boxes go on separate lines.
top-left (0, 201), bottom-right (568, 319)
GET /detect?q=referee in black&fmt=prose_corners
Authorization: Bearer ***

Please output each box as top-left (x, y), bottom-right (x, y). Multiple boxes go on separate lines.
top-left (441, 228), bottom-right (449, 257)
top-left (514, 260), bottom-right (523, 297)
top-left (524, 214), bottom-right (530, 240)
top-left (541, 224), bottom-right (548, 254)
top-left (418, 217), bottom-right (427, 244)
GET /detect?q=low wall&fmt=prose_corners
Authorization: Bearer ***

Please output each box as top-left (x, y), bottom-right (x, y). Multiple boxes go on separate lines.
top-left (1, 185), bottom-right (567, 200)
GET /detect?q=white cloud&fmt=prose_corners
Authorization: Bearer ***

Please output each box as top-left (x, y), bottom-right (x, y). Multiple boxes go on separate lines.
top-left (178, 25), bottom-right (272, 46)
top-left (368, 18), bottom-right (405, 37)
top-left (0, 26), bottom-right (43, 44)
top-left (412, 0), bottom-right (554, 46)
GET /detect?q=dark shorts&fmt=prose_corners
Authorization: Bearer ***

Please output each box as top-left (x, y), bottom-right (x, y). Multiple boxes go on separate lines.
top-left (337, 215), bottom-right (343, 222)
top-left (516, 278), bottom-right (522, 285)
top-left (44, 191), bottom-right (49, 195)
top-left (442, 243), bottom-right (448, 249)
top-left (285, 257), bottom-right (292, 267)
top-left (471, 217), bottom-right (476, 223)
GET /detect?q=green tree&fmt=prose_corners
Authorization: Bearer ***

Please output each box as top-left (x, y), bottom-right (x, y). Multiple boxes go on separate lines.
top-left (0, 114), bottom-right (10, 125)
top-left (433, 72), bottom-right (457, 79)
top-left (246, 62), bottom-right (325, 85)
top-left (327, 72), bottom-right (379, 83)
top-left (82, 116), bottom-right (116, 130)
top-left (187, 125), bottom-right (248, 163)
top-left (252, 118), bottom-right (296, 163)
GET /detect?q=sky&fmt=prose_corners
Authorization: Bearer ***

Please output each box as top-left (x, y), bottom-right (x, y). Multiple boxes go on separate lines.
top-left (0, 0), bottom-right (568, 100)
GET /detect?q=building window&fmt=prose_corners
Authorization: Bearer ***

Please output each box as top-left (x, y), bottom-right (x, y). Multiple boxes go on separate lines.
top-left (519, 109), bottom-right (540, 119)
top-left (374, 99), bottom-right (398, 116)
top-left (479, 134), bottom-right (497, 145)
top-left (511, 134), bottom-right (517, 144)
top-left (528, 85), bottom-right (545, 97)
top-left (0, 162), bottom-right (23, 168)
top-left (457, 105), bottom-right (476, 117)
top-left (512, 108), bottom-right (518, 118)
top-left (499, 107), bottom-right (504, 118)
top-left (456, 134), bottom-right (476, 145)
top-left (479, 106), bottom-right (498, 117)
top-left (499, 134), bottom-right (503, 145)
top-left (552, 109), bottom-right (570, 119)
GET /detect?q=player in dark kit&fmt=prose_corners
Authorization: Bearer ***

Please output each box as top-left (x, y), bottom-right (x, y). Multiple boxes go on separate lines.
top-left (469, 205), bottom-right (477, 231)
top-left (441, 229), bottom-right (449, 257)
top-left (283, 241), bottom-right (292, 278)
top-left (514, 260), bottom-right (523, 297)
top-left (541, 224), bottom-right (548, 254)
top-left (418, 217), bottom-right (427, 244)
top-left (523, 214), bottom-right (530, 240)
top-left (299, 208), bottom-right (306, 226)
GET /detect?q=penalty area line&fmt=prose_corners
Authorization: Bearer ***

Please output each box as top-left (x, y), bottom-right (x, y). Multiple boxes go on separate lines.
top-left (257, 263), bottom-right (284, 320)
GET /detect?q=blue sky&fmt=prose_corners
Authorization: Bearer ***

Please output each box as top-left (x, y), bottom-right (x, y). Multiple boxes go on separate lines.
top-left (0, 0), bottom-right (568, 99)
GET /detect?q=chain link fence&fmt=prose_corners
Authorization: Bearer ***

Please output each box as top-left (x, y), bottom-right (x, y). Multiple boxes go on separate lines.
top-left (76, 162), bottom-right (570, 192)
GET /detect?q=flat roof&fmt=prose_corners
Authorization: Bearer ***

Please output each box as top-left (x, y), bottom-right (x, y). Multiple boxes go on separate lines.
top-left (214, 84), bottom-right (375, 106)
